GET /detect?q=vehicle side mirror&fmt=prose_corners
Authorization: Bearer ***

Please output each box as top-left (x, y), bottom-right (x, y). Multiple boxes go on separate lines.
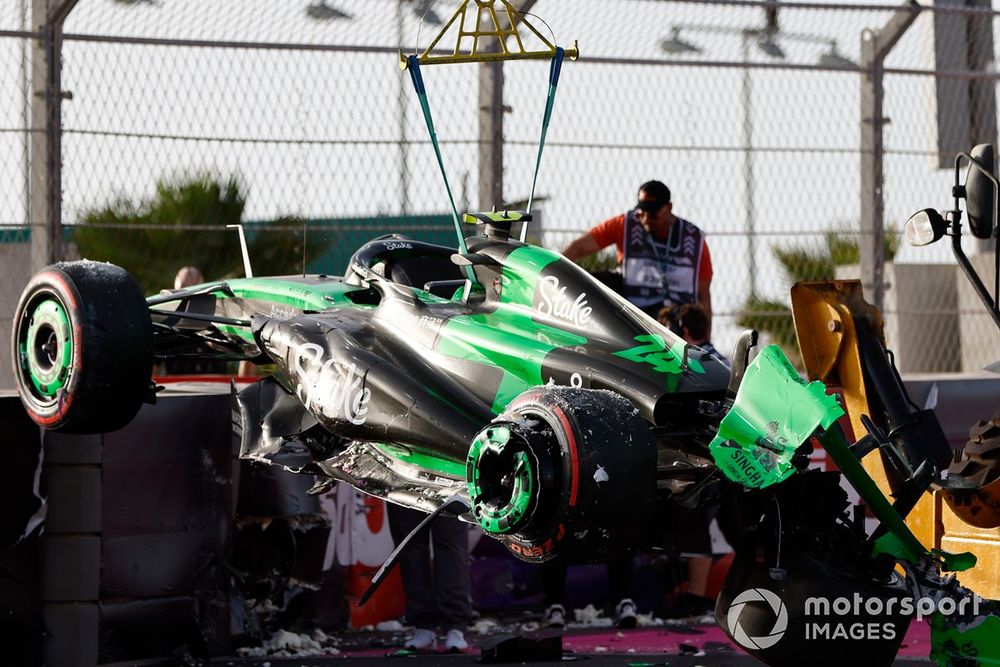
top-left (904, 209), bottom-right (948, 247)
top-left (965, 143), bottom-right (997, 240)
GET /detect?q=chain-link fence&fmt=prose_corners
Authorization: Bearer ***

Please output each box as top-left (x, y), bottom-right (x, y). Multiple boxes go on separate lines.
top-left (1, 2), bottom-right (32, 391)
top-left (2, 0), bottom-right (999, 391)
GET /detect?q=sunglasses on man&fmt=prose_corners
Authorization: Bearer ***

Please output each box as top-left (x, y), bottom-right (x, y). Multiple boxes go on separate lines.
top-left (635, 199), bottom-right (666, 214)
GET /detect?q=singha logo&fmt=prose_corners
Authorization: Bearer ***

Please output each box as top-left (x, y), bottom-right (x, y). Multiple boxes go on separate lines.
top-left (751, 421), bottom-right (789, 472)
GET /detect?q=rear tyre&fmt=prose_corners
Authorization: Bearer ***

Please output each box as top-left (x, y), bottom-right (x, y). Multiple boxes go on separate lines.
top-left (466, 386), bottom-right (656, 563)
top-left (11, 261), bottom-right (153, 433)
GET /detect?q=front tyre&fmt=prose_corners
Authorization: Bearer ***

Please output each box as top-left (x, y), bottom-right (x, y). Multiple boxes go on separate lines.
top-left (466, 386), bottom-right (657, 563)
top-left (12, 261), bottom-right (153, 433)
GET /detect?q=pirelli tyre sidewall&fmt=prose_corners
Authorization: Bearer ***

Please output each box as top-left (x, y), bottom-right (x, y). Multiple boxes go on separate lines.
top-left (12, 261), bottom-right (152, 434)
top-left (485, 386), bottom-right (657, 564)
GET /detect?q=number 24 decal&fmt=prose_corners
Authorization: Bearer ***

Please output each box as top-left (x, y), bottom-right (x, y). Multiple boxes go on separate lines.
top-left (612, 335), bottom-right (704, 375)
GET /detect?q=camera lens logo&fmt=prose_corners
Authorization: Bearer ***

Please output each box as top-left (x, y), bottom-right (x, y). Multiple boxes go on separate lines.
top-left (727, 588), bottom-right (788, 650)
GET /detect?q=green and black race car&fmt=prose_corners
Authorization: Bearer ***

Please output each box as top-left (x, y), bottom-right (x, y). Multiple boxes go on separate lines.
top-left (11, 211), bottom-right (731, 565)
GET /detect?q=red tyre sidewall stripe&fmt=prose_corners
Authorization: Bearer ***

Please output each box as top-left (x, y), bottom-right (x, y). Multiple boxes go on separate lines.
top-left (506, 391), bottom-right (580, 510)
top-left (22, 270), bottom-right (82, 426)
top-left (552, 405), bottom-right (579, 508)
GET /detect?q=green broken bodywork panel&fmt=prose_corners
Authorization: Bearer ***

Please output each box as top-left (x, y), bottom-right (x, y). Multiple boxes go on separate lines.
top-left (710, 345), bottom-right (978, 572)
top-left (865, 515), bottom-right (975, 572)
top-left (709, 344), bottom-right (844, 489)
top-left (931, 549), bottom-right (978, 573)
top-left (437, 309), bottom-right (587, 414)
top-left (930, 613), bottom-right (1000, 666)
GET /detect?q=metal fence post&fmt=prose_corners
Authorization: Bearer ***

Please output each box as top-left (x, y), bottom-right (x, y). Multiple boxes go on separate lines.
top-left (30, 0), bottom-right (54, 273)
top-left (396, 0), bottom-right (410, 213)
top-left (477, 0), bottom-right (537, 212)
top-left (740, 31), bottom-right (757, 298)
top-left (478, 59), bottom-right (504, 211)
top-left (29, 0), bottom-right (78, 273)
top-left (859, 1), bottom-right (919, 311)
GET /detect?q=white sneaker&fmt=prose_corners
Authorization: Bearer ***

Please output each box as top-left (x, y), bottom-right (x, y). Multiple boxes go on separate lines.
top-left (542, 603), bottom-right (567, 628)
top-left (444, 628), bottom-right (468, 652)
top-left (403, 627), bottom-right (436, 650)
top-left (614, 598), bottom-right (638, 629)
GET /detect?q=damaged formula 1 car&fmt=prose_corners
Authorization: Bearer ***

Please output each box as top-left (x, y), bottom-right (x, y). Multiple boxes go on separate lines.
top-left (10, 2), bottom-right (1000, 664)
top-left (12, 169), bottom-right (1000, 665)
top-left (11, 216), bottom-right (730, 564)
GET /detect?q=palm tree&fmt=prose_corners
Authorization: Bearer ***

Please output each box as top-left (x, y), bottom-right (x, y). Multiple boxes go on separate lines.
top-left (737, 226), bottom-right (899, 365)
top-left (71, 175), bottom-right (326, 294)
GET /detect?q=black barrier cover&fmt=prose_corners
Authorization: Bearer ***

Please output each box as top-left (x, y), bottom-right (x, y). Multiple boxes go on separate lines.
top-left (99, 394), bottom-right (233, 598)
top-left (98, 393), bottom-right (235, 661)
top-left (99, 597), bottom-right (203, 663)
top-left (0, 396), bottom-right (44, 666)
top-left (0, 396), bottom-right (45, 548)
top-left (4, 389), bottom-right (331, 662)
top-left (237, 459), bottom-right (321, 519)
top-left (101, 394), bottom-right (233, 540)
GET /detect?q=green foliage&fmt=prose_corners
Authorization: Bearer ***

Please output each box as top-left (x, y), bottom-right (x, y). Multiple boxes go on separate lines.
top-left (736, 296), bottom-right (797, 352)
top-left (738, 223), bottom-right (897, 366)
top-left (825, 222), bottom-right (899, 265)
top-left (72, 176), bottom-right (325, 294)
top-left (740, 243), bottom-right (829, 363)
top-left (826, 232), bottom-right (859, 266)
top-left (773, 246), bottom-right (835, 283)
top-left (885, 224), bottom-right (900, 262)
top-left (575, 249), bottom-right (618, 273)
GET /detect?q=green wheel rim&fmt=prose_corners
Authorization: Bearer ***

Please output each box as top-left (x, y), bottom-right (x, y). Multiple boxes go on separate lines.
top-left (467, 425), bottom-right (536, 535)
top-left (20, 297), bottom-right (73, 399)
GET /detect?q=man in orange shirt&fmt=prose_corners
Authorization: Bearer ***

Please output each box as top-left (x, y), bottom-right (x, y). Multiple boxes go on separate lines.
top-left (562, 181), bottom-right (712, 319)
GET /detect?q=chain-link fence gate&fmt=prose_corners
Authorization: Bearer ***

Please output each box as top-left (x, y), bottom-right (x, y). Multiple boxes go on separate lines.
top-left (2, 0), bottom-right (998, 391)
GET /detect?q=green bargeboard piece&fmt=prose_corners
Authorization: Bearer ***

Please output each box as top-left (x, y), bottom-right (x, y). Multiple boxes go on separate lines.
top-left (870, 531), bottom-right (976, 572)
top-left (930, 612), bottom-right (1000, 666)
top-left (932, 548), bottom-right (978, 573)
top-left (709, 344), bottom-right (844, 489)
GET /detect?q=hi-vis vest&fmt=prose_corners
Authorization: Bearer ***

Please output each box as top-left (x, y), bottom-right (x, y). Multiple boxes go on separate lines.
top-left (621, 211), bottom-right (704, 309)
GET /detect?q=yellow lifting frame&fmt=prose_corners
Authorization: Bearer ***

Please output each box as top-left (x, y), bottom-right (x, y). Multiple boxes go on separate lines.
top-left (399, 0), bottom-right (579, 69)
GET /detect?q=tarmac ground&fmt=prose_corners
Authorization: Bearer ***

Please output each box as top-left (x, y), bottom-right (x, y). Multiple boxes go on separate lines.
top-left (188, 615), bottom-right (937, 666)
